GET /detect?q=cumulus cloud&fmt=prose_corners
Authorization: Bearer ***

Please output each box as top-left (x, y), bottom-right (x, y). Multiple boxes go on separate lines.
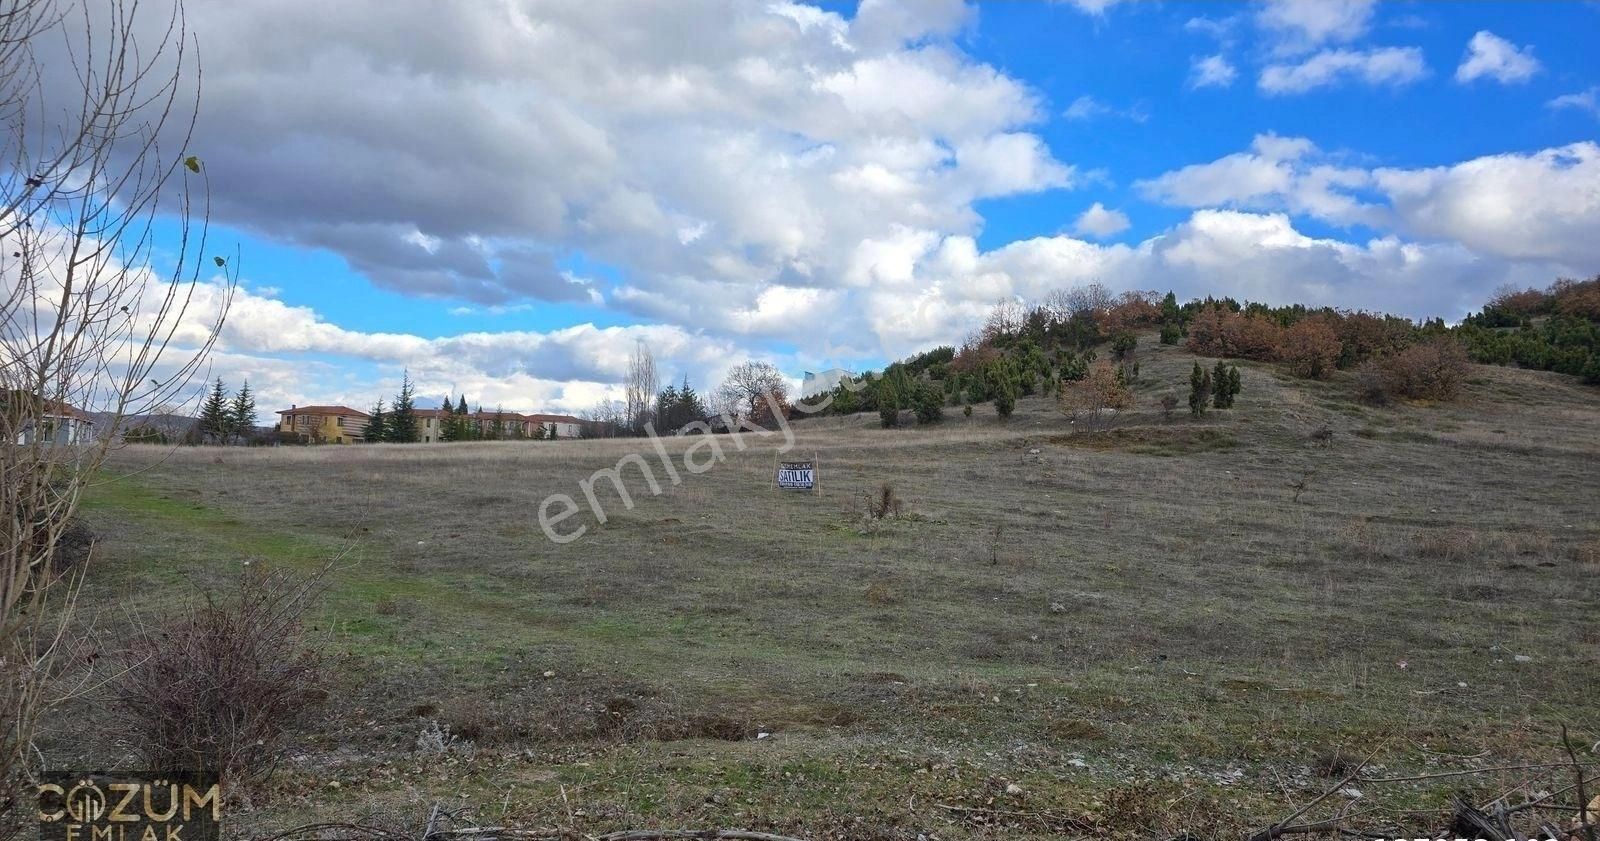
top-left (1255, 0), bottom-right (1376, 54)
top-left (1548, 87), bottom-right (1600, 119)
top-left (62, 0), bottom-right (1070, 319)
top-left (1189, 55), bottom-right (1238, 89)
top-left (1259, 46), bottom-right (1427, 94)
top-left (1455, 31), bottom-right (1540, 84)
top-left (1072, 203), bottom-right (1131, 239)
top-left (1374, 143), bottom-right (1600, 266)
top-left (1140, 137), bottom-right (1600, 271)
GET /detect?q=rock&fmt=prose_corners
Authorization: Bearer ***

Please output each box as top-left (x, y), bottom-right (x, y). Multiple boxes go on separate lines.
top-left (1049, 601), bottom-right (1067, 613)
top-left (1339, 787), bottom-right (1362, 799)
top-left (542, 670), bottom-right (556, 677)
top-left (1028, 448), bottom-right (1041, 455)
top-left (1513, 654), bottom-right (1533, 663)
top-left (1005, 783), bottom-right (1023, 795)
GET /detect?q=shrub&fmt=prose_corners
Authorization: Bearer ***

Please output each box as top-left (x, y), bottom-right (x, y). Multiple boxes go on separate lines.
top-left (1359, 338), bottom-right (1472, 403)
top-left (1160, 394), bottom-right (1179, 421)
top-left (1279, 319), bottom-right (1341, 379)
top-left (1159, 322), bottom-right (1182, 345)
top-left (111, 566), bottom-right (326, 791)
top-left (1059, 361), bottom-right (1133, 429)
top-left (1111, 331), bottom-right (1137, 360)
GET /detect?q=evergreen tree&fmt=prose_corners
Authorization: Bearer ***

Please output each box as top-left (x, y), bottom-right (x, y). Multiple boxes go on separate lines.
top-left (1228, 365), bottom-right (1242, 401)
top-left (199, 377), bottom-right (230, 443)
top-left (454, 394), bottom-right (468, 414)
top-left (1212, 360), bottom-right (1232, 408)
top-left (227, 380), bottom-right (257, 443)
top-left (1159, 322), bottom-right (1182, 345)
top-left (1160, 290), bottom-right (1181, 324)
top-left (989, 361), bottom-right (1016, 418)
top-left (363, 399), bottom-right (388, 442)
top-left (388, 372), bottom-right (419, 443)
top-left (1189, 362), bottom-right (1211, 417)
top-left (878, 380), bottom-right (899, 428)
top-left (913, 382), bottom-right (943, 424)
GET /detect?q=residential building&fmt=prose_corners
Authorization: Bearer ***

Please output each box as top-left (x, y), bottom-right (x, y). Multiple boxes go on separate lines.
top-left (275, 405), bottom-right (369, 444)
top-left (11, 399), bottom-right (94, 445)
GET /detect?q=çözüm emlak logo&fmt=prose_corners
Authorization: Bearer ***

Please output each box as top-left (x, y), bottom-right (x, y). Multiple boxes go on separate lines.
top-left (37, 774), bottom-right (221, 841)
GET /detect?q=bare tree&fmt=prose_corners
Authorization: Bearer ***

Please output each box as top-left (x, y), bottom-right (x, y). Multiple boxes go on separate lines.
top-left (623, 338), bottom-right (658, 435)
top-left (1, 0), bottom-right (228, 825)
top-left (715, 360), bottom-right (788, 422)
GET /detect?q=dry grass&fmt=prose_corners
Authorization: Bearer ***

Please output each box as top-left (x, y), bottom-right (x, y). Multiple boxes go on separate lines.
top-left (57, 335), bottom-right (1600, 838)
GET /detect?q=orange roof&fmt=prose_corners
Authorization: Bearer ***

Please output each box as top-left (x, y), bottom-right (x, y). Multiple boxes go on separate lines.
top-left (275, 405), bottom-right (369, 417)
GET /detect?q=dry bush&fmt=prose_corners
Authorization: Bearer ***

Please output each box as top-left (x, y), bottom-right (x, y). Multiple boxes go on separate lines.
top-left (1412, 529), bottom-right (1482, 563)
top-left (1058, 360), bottom-right (1134, 429)
top-left (1358, 338), bottom-right (1472, 404)
top-left (1576, 538), bottom-right (1600, 569)
top-left (1185, 307), bottom-right (1282, 360)
top-left (864, 483), bottom-right (903, 520)
top-left (1278, 318), bottom-right (1342, 379)
top-left (110, 566), bottom-right (326, 791)
top-left (1487, 284), bottom-right (1552, 316)
top-left (1551, 277), bottom-right (1600, 319)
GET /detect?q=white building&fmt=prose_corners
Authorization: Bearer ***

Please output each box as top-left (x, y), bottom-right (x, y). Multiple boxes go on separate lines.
top-left (801, 368), bottom-right (854, 400)
top-left (13, 400), bottom-right (94, 445)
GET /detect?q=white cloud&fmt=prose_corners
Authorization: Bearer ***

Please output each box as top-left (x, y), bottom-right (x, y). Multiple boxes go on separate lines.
top-left (1374, 142), bottom-right (1600, 265)
top-left (1256, 0), bottom-right (1376, 54)
top-left (1057, 0), bottom-right (1129, 15)
top-left (1259, 47), bottom-right (1428, 94)
top-left (1072, 203), bottom-right (1131, 239)
top-left (1548, 87), bottom-right (1600, 119)
top-left (1141, 137), bottom-right (1600, 271)
top-left (1455, 31), bottom-right (1540, 84)
top-left (1189, 54), bottom-right (1238, 89)
top-left (1062, 95), bottom-right (1148, 122)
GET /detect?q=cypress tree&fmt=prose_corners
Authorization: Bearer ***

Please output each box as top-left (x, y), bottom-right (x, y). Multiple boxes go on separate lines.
top-left (388, 372), bottom-right (419, 443)
top-left (1189, 362), bottom-right (1210, 417)
top-left (1212, 360), bottom-right (1232, 408)
top-left (199, 377), bottom-right (230, 444)
top-left (1228, 365), bottom-right (1243, 401)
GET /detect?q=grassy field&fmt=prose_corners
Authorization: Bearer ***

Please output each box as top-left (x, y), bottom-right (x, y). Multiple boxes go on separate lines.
top-left (53, 336), bottom-right (1600, 838)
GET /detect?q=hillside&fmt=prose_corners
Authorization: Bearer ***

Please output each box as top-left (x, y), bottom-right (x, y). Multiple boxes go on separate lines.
top-left (55, 334), bottom-right (1600, 839)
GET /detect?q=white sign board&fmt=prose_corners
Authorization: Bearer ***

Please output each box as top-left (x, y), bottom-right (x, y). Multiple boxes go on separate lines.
top-left (777, 460), bottom-right (815, 491)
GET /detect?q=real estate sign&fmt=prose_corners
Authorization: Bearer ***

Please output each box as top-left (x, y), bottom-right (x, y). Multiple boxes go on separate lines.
top-left (776, 460), bottom-right (815, 491)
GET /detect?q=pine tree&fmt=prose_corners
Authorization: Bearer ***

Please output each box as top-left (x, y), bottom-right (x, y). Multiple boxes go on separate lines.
top-left (199, 377), bottom-right (230, 444)
top-left (1228, 365), bottom-right (1242, 401)
top-left (1189, 362), bottom-right (1211, 417)
top-left (363, 399), bottom-right (387, 442)
top-left (388, 372), bottom-right (418, 443)
top-left (228, 380), bottom-right (256, 443)
top-left (1212, 360), bottom-right (1232, 408)
top-left (989, 361), bottom-right (1016, 418)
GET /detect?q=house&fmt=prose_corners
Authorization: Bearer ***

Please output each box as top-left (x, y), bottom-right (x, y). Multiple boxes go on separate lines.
top-left (412, 408), bottom-right (585, 441)
top-left (801, 368), bottom-right (854, 400)
top-left (275, 405), bottom-right (369, 444)
top-left (12, 399), bottom-right (94, 445)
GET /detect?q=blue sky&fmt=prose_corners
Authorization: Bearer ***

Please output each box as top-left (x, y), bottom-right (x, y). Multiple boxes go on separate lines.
top-left (106, 0), bottom-right (1599, 416)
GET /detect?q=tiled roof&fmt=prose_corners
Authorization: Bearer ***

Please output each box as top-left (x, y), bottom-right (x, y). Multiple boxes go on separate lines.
top-left (274, 405), bottom-right (370, 417)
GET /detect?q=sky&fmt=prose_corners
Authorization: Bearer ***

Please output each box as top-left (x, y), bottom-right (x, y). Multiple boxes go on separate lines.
top-left (63, 0), bottom-right (1600, 416)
